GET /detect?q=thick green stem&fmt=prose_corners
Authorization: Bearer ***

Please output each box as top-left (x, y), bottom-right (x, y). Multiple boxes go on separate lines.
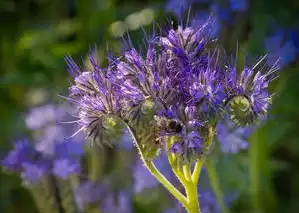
top-left (185, 180), bottom-right (201, 213)
top-left (206, 160), bottom-right (230, 213)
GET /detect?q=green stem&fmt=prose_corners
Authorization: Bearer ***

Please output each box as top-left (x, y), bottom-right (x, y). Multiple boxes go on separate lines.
top-left (249, 132), bottom-right (262, 212)
top-left (144, 159), bottom-right (188, 206)
top-left (192, 159), bottom-right (205, 185)
top-left (185, 180), bottom-right (201, 213)
top-left (166, 137), bottom-right (188, 186)
top-left (183, 164), bottom-right (192, 182)
top-left (206, 160), bottom-right (230, 213)
top-left (126, 124), bottom-right (188, 207)
top-left (89, 147), bottom-right (103, 181)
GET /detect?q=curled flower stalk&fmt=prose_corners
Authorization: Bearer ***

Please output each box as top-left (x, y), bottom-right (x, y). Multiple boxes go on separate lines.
top-left (64, 18), bottom-right (279, 213)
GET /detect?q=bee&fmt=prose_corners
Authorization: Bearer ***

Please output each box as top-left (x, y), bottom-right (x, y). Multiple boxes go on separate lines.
top-left (154, 115), bottom-right (183, 134)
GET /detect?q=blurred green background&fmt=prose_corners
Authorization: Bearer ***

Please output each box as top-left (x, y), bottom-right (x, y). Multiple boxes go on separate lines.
top-left (0, 0), bottom-right (298, 212)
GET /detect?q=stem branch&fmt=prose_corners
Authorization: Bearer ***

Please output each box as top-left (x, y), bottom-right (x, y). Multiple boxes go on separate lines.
top-left (126, 124), bottom-right (188, 207)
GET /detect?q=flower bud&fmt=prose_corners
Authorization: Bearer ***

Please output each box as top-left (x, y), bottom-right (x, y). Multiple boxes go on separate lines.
top-left (228, 95), bottom-right (254, 126)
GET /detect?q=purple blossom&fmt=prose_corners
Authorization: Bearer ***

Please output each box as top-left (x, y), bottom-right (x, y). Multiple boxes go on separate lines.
top-left (229, 0), bottom-right (248, 12)
top-left (52, 158), bottom-right (80, 180)
top-left (2, 138), bottom-right (84, 184)
top-left (66, 50), bottom-right (121, 146)
top-left (2, 139), bottom-right (39, 172)
top-left (192, 13), bottom-right (220, 38)
top-left (74, 181), bottom-right (106, 211)
top-left (25, 104), bottom-right (64, 130)
top-left (21, 161), bottom-right (50, 185)
top-left (199, 190), bottom-right (221, 213)
top-left (217, 118), bottom-right (251, 153)
top-left (265, 29), bottom-right (297, 68)
top-left (165, 0), bottom-right (209, 17)
top-left (2, 101), bottom-right (86, 185)
top-left (101, 191), bottom-right (132, 213)
top-left (65, 19), bottom-right (278, 163)
top-left (171, 131), bottom-right (204, 163)
top-left (224, 57), bottom-right (279, 125)
top-left (54, 140), bottom-right (84, 158)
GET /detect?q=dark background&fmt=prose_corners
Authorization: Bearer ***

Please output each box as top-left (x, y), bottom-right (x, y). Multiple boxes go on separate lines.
top-left (0, 0), bottom-right (298, 212)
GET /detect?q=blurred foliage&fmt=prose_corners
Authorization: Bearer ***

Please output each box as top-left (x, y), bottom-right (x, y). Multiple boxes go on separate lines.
top-left (0, 0), bottom-right (298, 213)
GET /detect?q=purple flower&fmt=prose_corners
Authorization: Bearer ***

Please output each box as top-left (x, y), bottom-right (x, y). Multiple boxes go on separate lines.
top-left (265, 29), bottom-right (297, 68)
top-left (165, 0), bottom-right (209, 17)
top-left (229, 0), bottom-right (248, 12)
top-left (35, 125), bottom-right (66, 156)
top-left (2, 140), bottom-right (39, 172)
top-left (74, 181), bottom-right (106, 211)
top-left (224, 57), bottom-right (279, 125)
top-left (21, 161), bottom-right (50, 185)
top-left (217, 119), bottom-right (251, 153)
top-left (2, 137), bottom-right (84, 184)
top-left (65, 18), bottom-right (278, 163)
top-left (192, 13), bottom-right (220, 38)
top-left (52, 158), bottom-right (80, 180)
top-left (171, 131), bottom-right (204, 163)
top-left (199, 190), bottom-right (239, 213)
top-left (65, 50), bottom-right (121, 146)
top-left (101, 191), bottom-right (132, 213)
top-left (25, 104), bottom-right (64, 130)
top-left (199, 190), bottom-right (221, 213)
top-left (54, 140), bottom-right (84, 158)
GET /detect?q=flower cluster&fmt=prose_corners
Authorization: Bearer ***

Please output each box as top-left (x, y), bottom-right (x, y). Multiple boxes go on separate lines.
top-left (66, 19), bottom-right (278, 165)
top-left (2, 104), bottom-right (84, 185)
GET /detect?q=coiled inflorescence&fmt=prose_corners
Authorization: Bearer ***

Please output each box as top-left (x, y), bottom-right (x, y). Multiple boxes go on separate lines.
top-left (66, 19), bottom-right (279, 163)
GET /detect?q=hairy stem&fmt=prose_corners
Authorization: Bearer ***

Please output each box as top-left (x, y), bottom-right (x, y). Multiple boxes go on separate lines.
top-left (166, 137), bottom-right (188, 186)
top-left (144, 159), bottom-right (188, 206)
top-left (126, 124), bottom-right (188, 207)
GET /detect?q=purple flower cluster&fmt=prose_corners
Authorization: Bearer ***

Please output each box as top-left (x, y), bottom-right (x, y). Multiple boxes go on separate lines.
top-left (2, 103), bottom-right (85, 185)
top-left (66, 19), bottom-right (278, 164)
top-left (2, 138), bottom-right (83, 185)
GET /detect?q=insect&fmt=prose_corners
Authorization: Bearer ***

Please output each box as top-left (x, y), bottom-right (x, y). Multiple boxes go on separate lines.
top-left (154, 116), bottom-right (183, 134)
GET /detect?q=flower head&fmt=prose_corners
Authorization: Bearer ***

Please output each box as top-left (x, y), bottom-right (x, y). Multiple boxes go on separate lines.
top-left (65, 18), bottom-right (279, 163)
top-left (224, 56), bottom-right (279, 126)
top-left (66, 50), bottom-right (123, 147)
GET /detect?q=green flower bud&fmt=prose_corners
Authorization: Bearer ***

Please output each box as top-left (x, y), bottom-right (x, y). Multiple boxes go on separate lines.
top-left (228, 95), bottom-right (255, 126)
